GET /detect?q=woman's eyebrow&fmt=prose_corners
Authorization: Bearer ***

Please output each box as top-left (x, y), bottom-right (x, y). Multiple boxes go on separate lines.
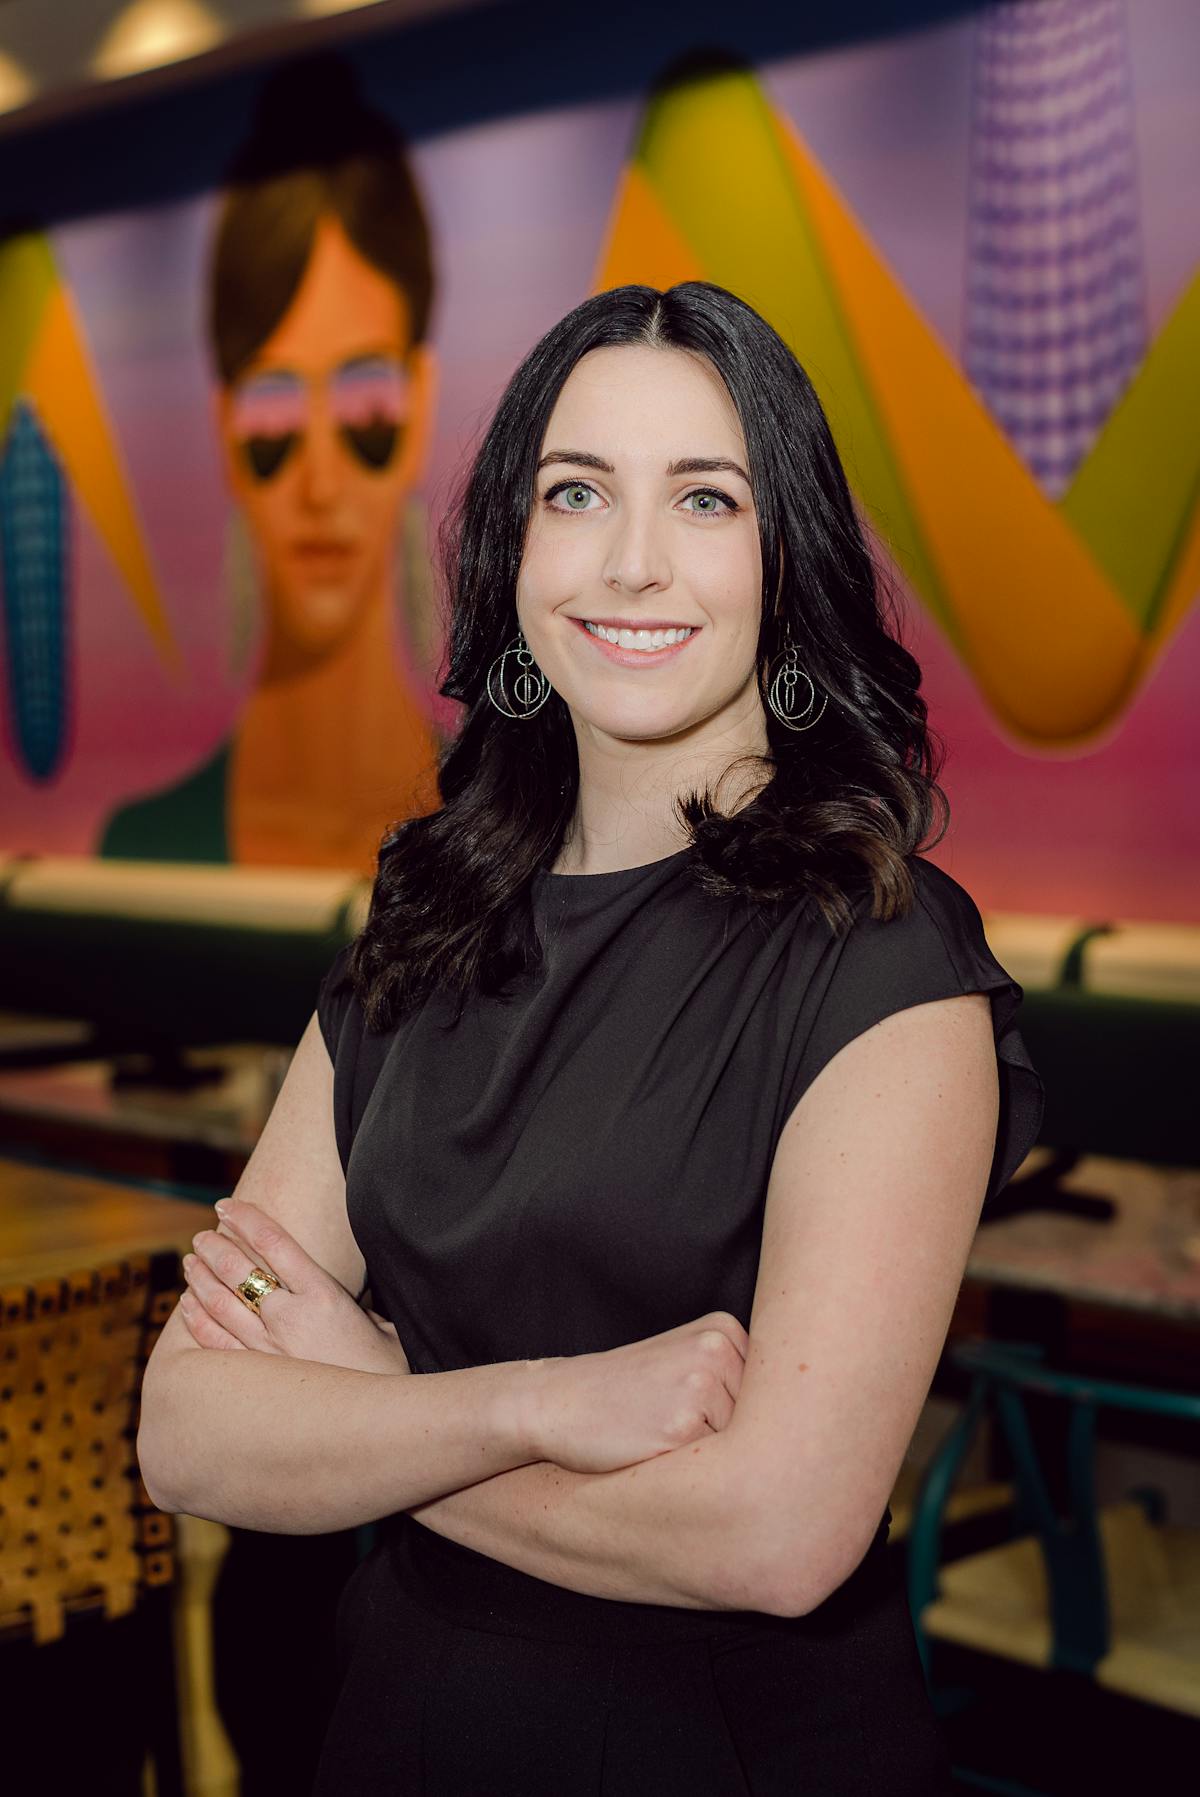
top-left (667, 455), bottom-right (751, 484)
top-left (536, 450), bottom-right (751, 484)
top-left (537, 449), bottom-right (614, 473)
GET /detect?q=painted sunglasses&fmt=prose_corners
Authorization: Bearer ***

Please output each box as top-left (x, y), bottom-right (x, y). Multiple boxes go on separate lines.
top-left (229, 354), bottom-right (412, 481)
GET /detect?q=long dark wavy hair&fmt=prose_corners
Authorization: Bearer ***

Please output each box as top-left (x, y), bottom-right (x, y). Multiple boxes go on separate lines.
top-left (345, 281), bottom-right (946, 1032)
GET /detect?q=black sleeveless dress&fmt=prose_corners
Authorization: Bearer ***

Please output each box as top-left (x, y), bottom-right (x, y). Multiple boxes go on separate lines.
top-left (311, 850), bottom-right (1043, 1795)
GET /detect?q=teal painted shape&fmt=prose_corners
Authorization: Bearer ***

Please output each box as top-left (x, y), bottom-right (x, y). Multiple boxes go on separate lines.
top-left (0, 398), bottom-right (70, 781)
top-left (97, 737), bottom-right (232, 862)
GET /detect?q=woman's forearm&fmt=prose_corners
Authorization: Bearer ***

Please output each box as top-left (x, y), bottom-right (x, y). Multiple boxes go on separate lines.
top-left (407, 1427), bottom-right (785, 1615)
top-left (138, 1349), bottom-right (540, 1534)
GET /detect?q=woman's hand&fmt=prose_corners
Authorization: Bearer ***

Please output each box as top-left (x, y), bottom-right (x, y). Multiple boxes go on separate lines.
top-left (177, 1197), bottom-right (410, 1376)
top-left (520, 1311), bottom-right (750, 1474)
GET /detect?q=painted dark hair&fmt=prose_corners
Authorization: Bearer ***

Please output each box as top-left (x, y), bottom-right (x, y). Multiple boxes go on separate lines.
top-left (208, 52), bottom-right (433, 382)
top-left (348, 280), bottom-right (945, 1032)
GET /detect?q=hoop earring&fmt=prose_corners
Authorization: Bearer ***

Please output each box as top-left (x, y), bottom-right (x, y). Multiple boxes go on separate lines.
top-left (765, 631), bottom-right (828, 732)
top-left (485, 627), bottom-right (552, 720)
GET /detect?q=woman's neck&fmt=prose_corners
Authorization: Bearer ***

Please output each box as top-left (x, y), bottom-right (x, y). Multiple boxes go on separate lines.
top-left (559, 709), bottom-right (771, 876)
top-left (229, 583), bottom-right (439, 870)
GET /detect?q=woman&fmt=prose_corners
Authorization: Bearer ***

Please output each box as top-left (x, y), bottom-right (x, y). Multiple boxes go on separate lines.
top-left (138, 281), bottom-right (1043, 1793)
top-left (99, 53), bottom-right (441, 869)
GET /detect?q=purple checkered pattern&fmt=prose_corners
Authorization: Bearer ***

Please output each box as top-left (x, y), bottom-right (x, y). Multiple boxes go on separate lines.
top-left (963, 0), bottom-right (1148, 498)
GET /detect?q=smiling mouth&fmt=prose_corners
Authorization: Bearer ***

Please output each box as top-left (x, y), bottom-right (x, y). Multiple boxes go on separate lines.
top-left (572, 616), bottom-right (700, 662)
top-left (577, 619), bottom-right (697, 650)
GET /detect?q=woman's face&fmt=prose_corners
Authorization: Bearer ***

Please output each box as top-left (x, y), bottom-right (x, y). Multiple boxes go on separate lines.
top-left (217, 211), bottom-right (436, 665)
top-left (517, 343), bottom-right (764, 749)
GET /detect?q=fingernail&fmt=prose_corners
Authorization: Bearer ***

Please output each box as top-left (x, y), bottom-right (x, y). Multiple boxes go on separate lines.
top-left (214, 1200), bottom-right (230, 1218)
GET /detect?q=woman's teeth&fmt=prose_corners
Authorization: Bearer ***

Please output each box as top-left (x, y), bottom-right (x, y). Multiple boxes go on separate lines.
top-left (583, 622), bottom-right (694, 651)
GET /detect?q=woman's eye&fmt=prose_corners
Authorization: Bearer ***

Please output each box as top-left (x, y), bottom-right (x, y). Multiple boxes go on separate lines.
top-left (682, 489), bottom-right (734, 517)
top-left (547, 482), bottom-right (599, 512)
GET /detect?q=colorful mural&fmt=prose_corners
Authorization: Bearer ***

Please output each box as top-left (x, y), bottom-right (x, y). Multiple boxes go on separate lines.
top-left (98, 57), bottom-right (442, 868)
top-left (0, 1), bottom-right (1196, 914)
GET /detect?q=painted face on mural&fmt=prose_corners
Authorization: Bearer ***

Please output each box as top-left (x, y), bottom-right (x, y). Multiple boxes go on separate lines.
top-left (217, 212), bottom-right (436, 665)
top-left (517, 344), bottom-right (765, 748)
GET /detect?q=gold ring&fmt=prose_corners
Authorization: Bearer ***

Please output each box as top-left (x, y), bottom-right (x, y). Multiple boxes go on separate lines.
top-left (235, 1266), bottom-right (281, 1315)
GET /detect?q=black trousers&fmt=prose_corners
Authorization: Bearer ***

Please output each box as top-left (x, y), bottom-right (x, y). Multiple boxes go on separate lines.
top-left (313, 1515), bottom-right (952, 1795)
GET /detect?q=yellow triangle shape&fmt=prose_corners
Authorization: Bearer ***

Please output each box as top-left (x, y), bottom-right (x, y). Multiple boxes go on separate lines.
top-left (25, 279), bottom-right (181, 677)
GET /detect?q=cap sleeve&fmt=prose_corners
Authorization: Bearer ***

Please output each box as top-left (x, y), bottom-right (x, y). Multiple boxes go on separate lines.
top-left (783, 859), bottom-right (1044, 1206)
top-left (316, 942), bottom-right (356, 1063)
top-left (315, 940), bottom-right (394, 1179)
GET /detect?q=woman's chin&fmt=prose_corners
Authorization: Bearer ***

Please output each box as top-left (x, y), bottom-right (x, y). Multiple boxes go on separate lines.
top-left (571, 698), bottom-right (705, 744)
top-left (271, 583), bottom-right (368, 657)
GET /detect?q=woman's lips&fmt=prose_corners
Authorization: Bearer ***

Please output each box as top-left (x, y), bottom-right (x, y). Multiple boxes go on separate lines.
top-left (572, 617), bottom-right (700, 667)
top-left (291, 540), bottom-right (357, 573)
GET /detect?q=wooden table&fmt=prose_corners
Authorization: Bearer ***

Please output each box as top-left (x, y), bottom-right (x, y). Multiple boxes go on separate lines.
top-left (0, 1154), bottom-right (239, 1797)
top-left (966, 1148), bottom-right (1200, 1324)
top-left (948, 1149), bottom-right (1200, 1387)
top-left (0, 1154), bottom-right (218, 1284)
top-left (0, 1029), bottom-right (286, 1190)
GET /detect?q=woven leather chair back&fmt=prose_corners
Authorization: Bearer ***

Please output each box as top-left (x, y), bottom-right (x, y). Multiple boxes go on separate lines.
top-left (0, 1251), bottom-right (177, 1644)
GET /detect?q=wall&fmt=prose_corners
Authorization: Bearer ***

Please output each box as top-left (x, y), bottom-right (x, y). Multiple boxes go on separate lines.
top-left (0, 0), bottom-right (1196, 911)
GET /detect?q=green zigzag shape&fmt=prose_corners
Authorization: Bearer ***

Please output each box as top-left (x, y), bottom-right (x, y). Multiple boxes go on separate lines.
top-left (1060, 268), bottom-right (1200, 634)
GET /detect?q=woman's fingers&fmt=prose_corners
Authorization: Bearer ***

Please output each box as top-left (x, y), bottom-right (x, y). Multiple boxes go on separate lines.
top-left (702, 1374), bottom-right (735, 1432)
top-left (179, 1288), bottom-right (246, 1350)
top-left (691, 1320), bottom-right (748, 1408)
top-left (701, 1310), bottom-right (750, 1363)
top-left (685, 1334), bottom-right (738, 1431)
top-left (208, 1197), bottom-right (327, 1296)
top-left (365, 1308), bottom-right (400, 1340)
top-left (181, 1252), bottom-right (276, 1352)
top-left (188, 1228), bottom-right (281, 1316)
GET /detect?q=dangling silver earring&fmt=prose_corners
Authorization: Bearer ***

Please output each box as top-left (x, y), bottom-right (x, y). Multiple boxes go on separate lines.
top-left (765, 628), bottom-right (828, 732)
top-left (485, 627), bottom-right (552, 719)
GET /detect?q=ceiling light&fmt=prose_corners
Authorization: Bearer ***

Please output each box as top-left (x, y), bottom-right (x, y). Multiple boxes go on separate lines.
top-left (93, 0), bottom-right (225, 82)
top-left (298, 0), bottom-right (389, 16)
top-left (0, 52), bottom-right (35, 117)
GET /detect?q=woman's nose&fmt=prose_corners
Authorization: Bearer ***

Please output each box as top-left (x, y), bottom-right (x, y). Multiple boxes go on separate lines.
top-left (600, 505), bottom-right (672, 593)
top-left (296, 403), bottom-right (343, 509)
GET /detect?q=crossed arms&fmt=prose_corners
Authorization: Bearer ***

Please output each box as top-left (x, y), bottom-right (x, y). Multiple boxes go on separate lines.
top-left (139, 992), bottom-right (997, 1617)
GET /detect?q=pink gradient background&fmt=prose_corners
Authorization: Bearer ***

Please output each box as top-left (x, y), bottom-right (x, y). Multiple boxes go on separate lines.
top-left (1, 2), bottom-right (1196, 921)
